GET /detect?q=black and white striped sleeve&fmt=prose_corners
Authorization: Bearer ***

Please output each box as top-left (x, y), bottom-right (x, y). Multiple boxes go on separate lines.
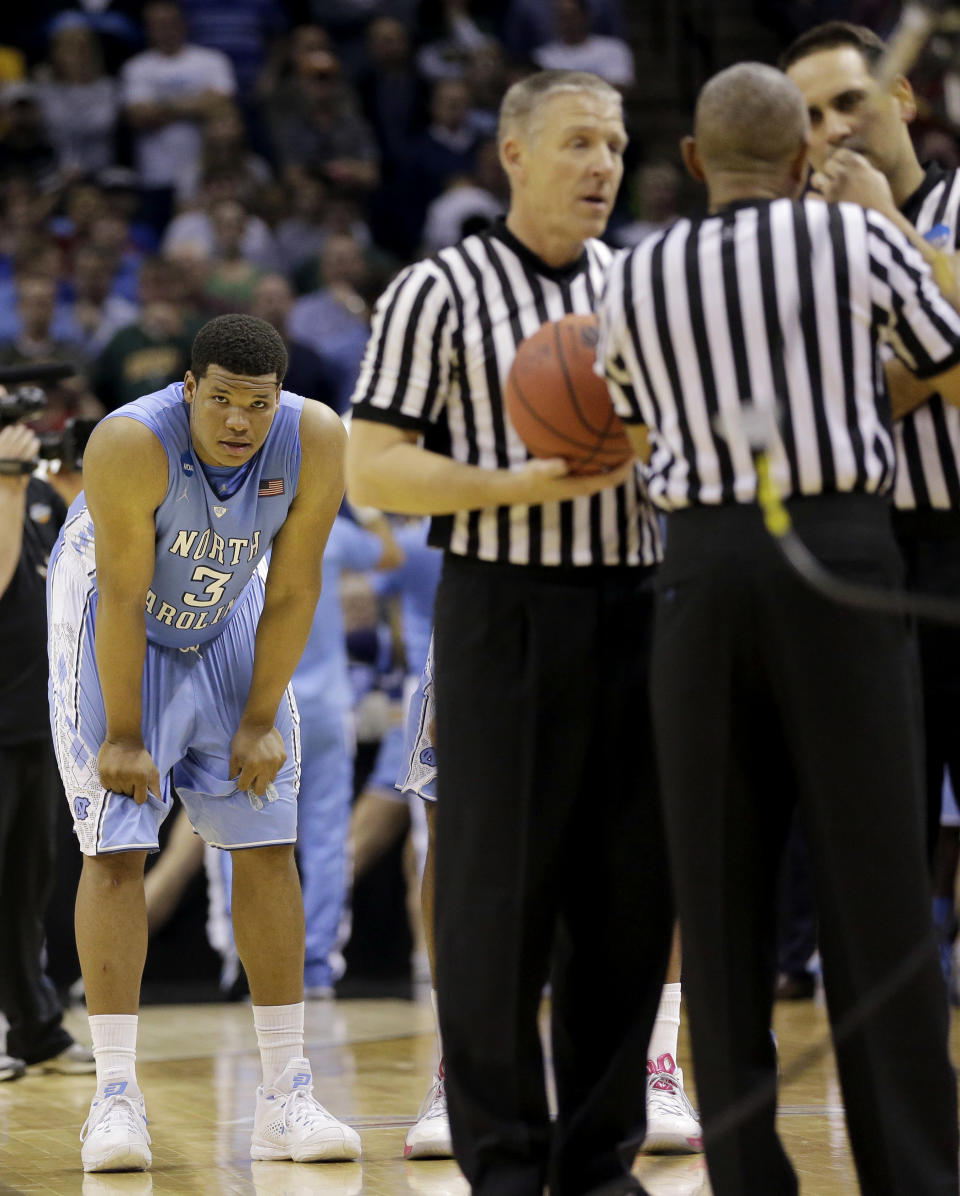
top-left (597, 246), bottom-right (650, 425)
top-left (350, 259), bottom-right (455, 430)
top-left (866, 209), bottom-right (960, 378)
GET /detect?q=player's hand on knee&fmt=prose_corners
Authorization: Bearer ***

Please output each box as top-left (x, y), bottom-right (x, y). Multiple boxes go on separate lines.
top-left (230, 722), bottom-right (286, 797)
top-left (97, 740), bottom-right (162, 805)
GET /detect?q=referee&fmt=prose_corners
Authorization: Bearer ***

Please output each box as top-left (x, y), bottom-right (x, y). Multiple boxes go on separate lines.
top-left (598, 63), bottom-right (960, 1196)
top-left (347, 71), bottom-right (673, 1195)
top-left (783, 19), bottom-right (960, 876)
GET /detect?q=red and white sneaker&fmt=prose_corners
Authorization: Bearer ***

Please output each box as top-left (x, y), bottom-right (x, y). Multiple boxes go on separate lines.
top-left (404, 1060), bottom-right (453, 1159)
top-left (251, 1057), bottom-right (361, 1162)
top-left (642, 1058), bottom-right (702, 1154)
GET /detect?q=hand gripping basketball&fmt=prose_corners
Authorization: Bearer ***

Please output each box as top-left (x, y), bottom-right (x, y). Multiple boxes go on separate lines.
top-left (505, 314), bottom-right (633, 475)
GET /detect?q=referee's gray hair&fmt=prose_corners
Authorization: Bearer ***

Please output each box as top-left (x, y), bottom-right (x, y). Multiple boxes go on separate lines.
top-left (497, 70), bottom-right (622, 144)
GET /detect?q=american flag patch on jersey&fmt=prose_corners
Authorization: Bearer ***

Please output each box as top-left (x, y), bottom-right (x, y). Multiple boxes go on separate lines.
top-left (258, 478), bottom-right (284, 497)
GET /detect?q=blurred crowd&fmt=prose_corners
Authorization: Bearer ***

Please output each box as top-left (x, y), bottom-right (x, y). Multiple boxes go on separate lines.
top-left (0, 0), bottom-right (653, 437)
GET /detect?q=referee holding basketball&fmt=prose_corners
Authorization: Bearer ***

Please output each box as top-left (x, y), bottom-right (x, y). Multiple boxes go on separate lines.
top-left (347, 70), bottom-right (673, 1195)
top-left (599, 62), bottom-right (960, 1196)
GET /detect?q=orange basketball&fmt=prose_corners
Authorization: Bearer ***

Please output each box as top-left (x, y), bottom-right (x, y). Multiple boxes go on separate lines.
top-left (504, 314), bottom-right (633, 476)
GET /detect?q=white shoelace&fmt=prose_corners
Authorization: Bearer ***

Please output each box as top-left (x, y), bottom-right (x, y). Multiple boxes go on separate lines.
top-left (81, 1094), bottom-right (150, 1144)
top-left (416, 1077), bottom-right (448, 1123)
top-left (647, 1071), bottom-right (696, 1118)
top-left (285, 1086), bottom-right (339, 1129)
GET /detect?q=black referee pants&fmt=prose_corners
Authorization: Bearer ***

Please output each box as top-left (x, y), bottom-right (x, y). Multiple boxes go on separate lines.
top-left (653, 496), bottom-right (958, 1196)
top-left (433, 555), bottom-right (673, 1196)
top-left (893, 510), bottom-right (960, 866)
top-left (0, 737), bottom-right (73, 1065)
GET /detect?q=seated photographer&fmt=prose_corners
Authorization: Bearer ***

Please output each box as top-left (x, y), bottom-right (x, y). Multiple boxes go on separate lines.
top-left (0, 381), bottom-right (96, 1077)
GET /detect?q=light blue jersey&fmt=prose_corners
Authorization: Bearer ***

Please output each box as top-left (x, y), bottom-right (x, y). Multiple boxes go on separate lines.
top-left (57, 382), bottom-right (303, 648)
top-left (47, 383), bottom-right (308, 855)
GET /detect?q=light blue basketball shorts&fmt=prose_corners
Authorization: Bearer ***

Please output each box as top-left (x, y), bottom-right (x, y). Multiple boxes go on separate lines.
top-left (397, 639), bottom-right (437, 804)
top-left (48, 547), bottom-right (300, 855)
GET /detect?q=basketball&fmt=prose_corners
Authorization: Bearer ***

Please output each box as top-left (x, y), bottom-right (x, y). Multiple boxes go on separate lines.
top-left (504, 313), bottom-right (633, 475)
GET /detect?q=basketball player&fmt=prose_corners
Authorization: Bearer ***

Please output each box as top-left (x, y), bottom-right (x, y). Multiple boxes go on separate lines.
top-left (46, 314), bottom-right (361, 1172)
top-left (347, 69), bottom-right (678, 1194)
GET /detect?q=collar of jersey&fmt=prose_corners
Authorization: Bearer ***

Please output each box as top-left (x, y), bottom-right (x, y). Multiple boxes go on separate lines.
top-left (199, 455), bottom-right (258, 500)
top-left (901, 161), bottom-right (951, 225)
top-left (488, 218), bottom-right (589, 284)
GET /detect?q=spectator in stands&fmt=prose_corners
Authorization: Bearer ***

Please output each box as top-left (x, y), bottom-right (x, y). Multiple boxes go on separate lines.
top-left (250, 271), bottom-right (339, 408)
top-left (194, 100), bottom-right (272, 202)
top-left (0, 273), bottom-right (83, 367)
top-left (288, 232), bottom-right (371, 412)
top-left (274, 170), bottom-right (330, 277)
top-left (357, 17), bottom-right (426, 172)
top-left (201, 198), bottom-right (263, 313)
top-left (501, 0), bottom-right (625, 59)
top-left (267, 44), bottom-right (379, 197)
top-left (532, 0), bottom-right (635, 86)
top-left (422, 136), bottom-right (506, 251)
top-left (62, 244), bottom-right (138, 357)
top-left (34, 23), bottom-right (119, 180)
top-left (86, 211), bottom-right (144, 304)
top-left (178, 0), bottom-right (287, 99)
top-left (0, 85), bottom-right (58, 190)
top-left (415, 0), bottom-right (496, 84)
top-left (611, 159), bottom-right (683, 248)
top-left (121, 0), bottom-right (236, 200)
top-left (463, 39), bottom-right (510, 138)
top-left (89, 256), bottom-right (192, 410)
top-left (396, 76), bottom-right (481, 252)
top-left (161, 168), bottom-right (277, 268)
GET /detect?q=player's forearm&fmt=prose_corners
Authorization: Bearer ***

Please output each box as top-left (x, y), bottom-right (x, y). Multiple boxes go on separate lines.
top-left (240, 589), bottom-right (321, 727)
top-left (347, 438), bottom-right (530, 514)
top-left (95, 596), bottom-right (147, 742)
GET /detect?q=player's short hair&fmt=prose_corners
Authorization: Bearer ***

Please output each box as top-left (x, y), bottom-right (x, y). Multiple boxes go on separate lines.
top-left (190, 314), bottom-right (288, 384)
top-left (497, 69), bottom-right (622, 144)
top-left (779, 20), bottom-right (886, 74)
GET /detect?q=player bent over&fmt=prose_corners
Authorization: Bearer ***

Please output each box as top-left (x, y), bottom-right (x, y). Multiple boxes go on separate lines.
top-left (399, 638), bottom-right (702, 1159)
top-left (46, 314), bottom-right (361, 1172)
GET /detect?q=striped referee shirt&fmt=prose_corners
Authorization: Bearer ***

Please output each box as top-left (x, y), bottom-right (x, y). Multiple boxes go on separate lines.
top-left (351, 220), bottom-right (661, 568)
top-left (598, 197), bottom-right (960, 510)
top-left (894, 163), bottom-right (960, 511)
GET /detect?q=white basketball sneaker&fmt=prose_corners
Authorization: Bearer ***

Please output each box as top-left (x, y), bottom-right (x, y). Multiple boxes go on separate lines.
top-left (404, 1060), bottom-right (453, 1159)
top-left (80, 1072), bottom-right (151, 1173)
top-left (250, 1057), bottom-right (361, 1162)
top-left (642, 1062), bottom-right (703, 1154)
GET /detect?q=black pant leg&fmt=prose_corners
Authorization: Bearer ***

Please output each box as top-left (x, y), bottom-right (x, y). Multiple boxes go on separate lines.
top-left (548, 577), bottom-right (673, 1196)
top-left (768, 519), bottom-right (959, 1196)
top-left (0, 740), bottom-right (72, 1064)
top-left (433, 562), bottom-right (596, 1195)
top-left (651, 531), bottom-right (798, 1196)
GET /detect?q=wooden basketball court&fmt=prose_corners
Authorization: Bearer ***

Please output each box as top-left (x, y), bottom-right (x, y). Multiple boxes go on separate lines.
top-left (0, 991), bottom-right (952, 1193)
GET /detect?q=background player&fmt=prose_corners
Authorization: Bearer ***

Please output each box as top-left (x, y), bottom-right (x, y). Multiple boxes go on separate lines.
top-left (46, 314), bottom-right (361, 1172)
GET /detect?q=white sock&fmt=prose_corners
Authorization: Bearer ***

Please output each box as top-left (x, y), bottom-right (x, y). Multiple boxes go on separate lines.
top-left (647, 983), bottom-right (682, 1073)
top-left (89, 1014), bottom-right (139, 1092)
top-left (253, 1002), bottom-right (304, 1087)
top-left (430, 988), bottom-right (444, 1063)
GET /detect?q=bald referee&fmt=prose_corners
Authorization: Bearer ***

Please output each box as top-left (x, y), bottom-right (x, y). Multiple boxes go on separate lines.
top-left (347, 70), bottom-right (673, 1195)
top-left (599, 63), bottom-right (960, 1196)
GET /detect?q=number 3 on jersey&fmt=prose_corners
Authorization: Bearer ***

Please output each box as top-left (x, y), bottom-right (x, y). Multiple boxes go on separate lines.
top-left (183, 565), bottom-right (233, 608)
